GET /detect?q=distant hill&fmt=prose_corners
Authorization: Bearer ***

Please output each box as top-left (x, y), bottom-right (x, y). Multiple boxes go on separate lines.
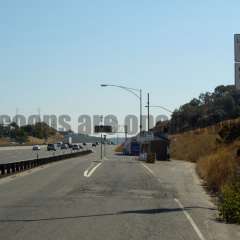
top-left (63, 133), bottom-right (101, 143)
top-left (108, 137), bottom-right (126, 145)
top-left (0, 122), bottom-right (63, 145)
top-left (61, 132), bottom-right (125, 144)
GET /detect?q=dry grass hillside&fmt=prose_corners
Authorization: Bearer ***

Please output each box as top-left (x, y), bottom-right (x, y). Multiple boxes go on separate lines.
top-left (27, 133), bottom-right (63, 145)
top-left (0, 133), bottom-right (63, 146)
top-left (170, 118), bottom-right (240, 192)
top-left (0, 138), bottom-right (11, 145)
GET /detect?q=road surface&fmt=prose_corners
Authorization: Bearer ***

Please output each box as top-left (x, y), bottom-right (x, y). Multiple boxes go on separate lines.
top-left (0, 146), bottom-right (239, 240)
top-left (0, 144), bottom-right (91, 164)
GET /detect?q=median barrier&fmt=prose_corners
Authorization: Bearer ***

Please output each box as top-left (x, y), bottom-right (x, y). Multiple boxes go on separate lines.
top-left (0, 150), bottom-right (92, 177)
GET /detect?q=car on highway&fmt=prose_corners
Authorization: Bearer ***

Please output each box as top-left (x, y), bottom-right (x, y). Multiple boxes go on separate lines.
top-left (72, 144), bottom-right (81, 150)
top-left (56, 142), bottom-right (63, 148)
top-left (47, 144), bottom-right (57, 151)
top-left (83, 142), bottom-right (86, 146)
top-left (32, 145), bottom-right (41, 151)
top-left (61, 144), bottom-right (68, 150)
top-left (68, 143), bottom-right (73, 148)
top-left (92, 143), bottom-right (96, 147)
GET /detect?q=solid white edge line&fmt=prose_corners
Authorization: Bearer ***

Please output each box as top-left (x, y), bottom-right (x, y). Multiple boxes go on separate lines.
top-left (174, 198), bottom-right (206, 240)
top-left (84, 162), bottom-right (102, 178)
top-left (141, 163), bottom-right (155, 176)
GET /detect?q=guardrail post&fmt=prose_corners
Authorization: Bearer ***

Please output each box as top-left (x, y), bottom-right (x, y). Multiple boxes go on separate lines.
top-left (11, 163), bottom-right (16, 173)
top-left (6, 164), bottom-right (11, 174)
top-left (0, 165), bottom-right (5, 175)
top-left (16, 162), bottom-right (20, 172)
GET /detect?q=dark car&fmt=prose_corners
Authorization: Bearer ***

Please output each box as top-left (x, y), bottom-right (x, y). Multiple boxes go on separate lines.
top-left (61, 144), bottom-right (68, 150)
top-left (56, 142), bottom-right (62, 148)
top-left (92, 143), bottom-right (96, 147)
top-left (47, 144), bottom-right (57, 151)
top-left (72, 144), bottom-right (80, 150)
top-left (83, 142), bottom-right (86, 146)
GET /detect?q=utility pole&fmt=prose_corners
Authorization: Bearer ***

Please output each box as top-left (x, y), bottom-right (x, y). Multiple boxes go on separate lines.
top-left (140, 89), bottom-right (142, 135)
top-left (104, 134), bottom-right (106, 158)
top-left (100, 133), bottom-right (103, 160)
top-left (15, 108), bottom-right (19, 126)
top-left (100, 115), bottom-right (103, 161)
top-left (147, 93), bottom-right (150, 132)
top-left (124, 125), bottom-right (128, 142)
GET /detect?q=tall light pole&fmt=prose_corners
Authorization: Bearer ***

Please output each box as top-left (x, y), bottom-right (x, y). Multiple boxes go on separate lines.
top-left (147, 93), bottom-right (150, 131)
top-left (100, 84), bottom-right (143, 134)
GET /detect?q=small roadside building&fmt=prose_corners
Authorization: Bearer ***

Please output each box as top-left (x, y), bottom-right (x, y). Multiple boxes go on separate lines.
top-left (138, 121), bottom-right (170, 161)
top-left (122, 121), bottom-right (170, 160)
top-left (139, 132), bottom-right (170, 161)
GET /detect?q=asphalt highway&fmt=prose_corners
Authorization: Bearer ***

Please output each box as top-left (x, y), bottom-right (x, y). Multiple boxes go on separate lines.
top-left (0, 146), bottom-right (238, 240)
top-left (0, 144), bottom-right (91, 164)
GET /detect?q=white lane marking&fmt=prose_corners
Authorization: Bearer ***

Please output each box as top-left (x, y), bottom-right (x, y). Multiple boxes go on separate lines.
top-left (84, 162), bottom-right (102, 178)
top-left (83, 168), bottom-right (90, 177)
top-left (141, 163), bottom-right (155, 176)
top-left (174, 198), bottom-right (206, 240)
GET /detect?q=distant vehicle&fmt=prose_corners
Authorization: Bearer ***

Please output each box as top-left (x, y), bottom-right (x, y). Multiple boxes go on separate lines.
top-left (61, 144), bottom-right (68, 150)
top-left (96, 142), bottom-right (99, 145)
top-left (47, 144), bottom-right (57, 151)
top-left (32, 145), bottom-right (41, 151)
top-left (124, 141), bottom-right (140, 156)
top-left (68, 143), bottom-right (73, 148)
top-left (83, 142), bottom-right (86, 146)
top-left (63, 136), bottom-right (72, 145)
top-left (92, 143), bottom-right (96, 147)
top-left (56, 142), bottom-right (63, 148)
top-left (72, 144), bottom-right (80, 150)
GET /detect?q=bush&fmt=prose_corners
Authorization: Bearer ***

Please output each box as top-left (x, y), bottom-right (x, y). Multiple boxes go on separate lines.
top-left (218, 122), bottom-right (240, 143)
top-left (197, 149), bottom-right (236, 192)
top-left (115, 144), bottom-right (124, 153)
top-left (219, 184), bottom-right (240, 224)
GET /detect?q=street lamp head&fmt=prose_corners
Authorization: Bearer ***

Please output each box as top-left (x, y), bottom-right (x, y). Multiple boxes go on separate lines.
top-left (100, 84), bottom-right (108, 87)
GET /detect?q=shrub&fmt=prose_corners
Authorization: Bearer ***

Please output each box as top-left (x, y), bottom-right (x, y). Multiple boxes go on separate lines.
top-left (196, 149), bottom-right (236, 192)
top-left (219, 184), bottom-right (240, 224)
top-left (218, 122), bottom-right (240, 143)
top-left (115, 144), bottom-right (124, 153)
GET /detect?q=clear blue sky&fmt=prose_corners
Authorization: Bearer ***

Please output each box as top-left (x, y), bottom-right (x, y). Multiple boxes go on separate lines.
top-left (0, 0), bottom-right (239, 129)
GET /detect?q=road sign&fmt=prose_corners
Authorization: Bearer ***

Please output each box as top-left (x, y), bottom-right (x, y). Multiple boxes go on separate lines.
top-left (94, 125), bottom-right (112, 133)
top-left (235, 62), bottom-right (240, 90)
top-left (137, 131), bottom-right (154, 143)
top-left (234, 34), bottom-right (240, 62)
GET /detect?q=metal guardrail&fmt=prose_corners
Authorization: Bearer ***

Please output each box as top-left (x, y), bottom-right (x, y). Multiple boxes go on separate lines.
top-left (0, 150), bottom-right (92, 177)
